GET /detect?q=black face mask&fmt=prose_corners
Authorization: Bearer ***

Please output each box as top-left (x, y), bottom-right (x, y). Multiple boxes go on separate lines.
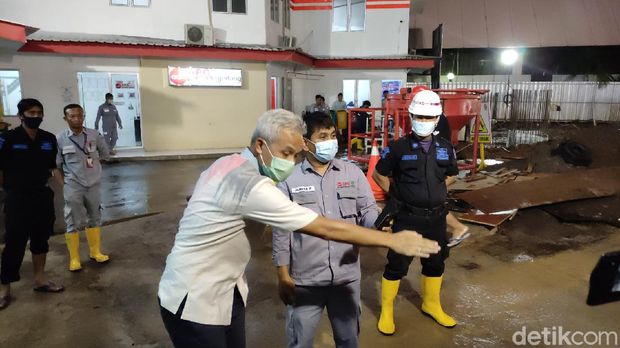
top-left (23, 117), bottom-right (43, 129)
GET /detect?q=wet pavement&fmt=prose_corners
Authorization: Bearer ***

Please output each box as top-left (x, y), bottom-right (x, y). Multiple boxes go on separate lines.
top-left (0, 159), bottom-right (619, 347)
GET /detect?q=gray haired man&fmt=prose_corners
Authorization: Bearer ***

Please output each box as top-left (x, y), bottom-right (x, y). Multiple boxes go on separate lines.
top-left (157, 109), bottom-right (441, 348)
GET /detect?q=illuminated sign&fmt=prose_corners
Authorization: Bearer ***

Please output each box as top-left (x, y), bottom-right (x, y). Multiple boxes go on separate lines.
top-left (168, 66), bottom-right (242, 87)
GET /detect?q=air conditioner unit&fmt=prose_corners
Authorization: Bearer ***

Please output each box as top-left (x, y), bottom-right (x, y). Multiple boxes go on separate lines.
top-left (185, 24), bottom-right (214, 46)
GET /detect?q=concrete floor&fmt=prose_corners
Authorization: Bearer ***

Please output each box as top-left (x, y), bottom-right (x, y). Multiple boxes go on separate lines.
top-left (1, 159), bottom-right (619, 348)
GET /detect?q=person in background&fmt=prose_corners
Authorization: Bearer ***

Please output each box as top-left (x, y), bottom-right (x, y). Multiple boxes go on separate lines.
top-left (307, 95), bottom-right (330, 115)
top-left (331, 93), bottom-right (347, 112)
top-left (350, 101), bottom-right (372, 153)
top-left (95, 93), bottom-right (123, 155)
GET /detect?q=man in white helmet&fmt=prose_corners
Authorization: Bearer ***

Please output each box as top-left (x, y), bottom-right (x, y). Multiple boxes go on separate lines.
top-left (372, 90), bottom-right (459, 334)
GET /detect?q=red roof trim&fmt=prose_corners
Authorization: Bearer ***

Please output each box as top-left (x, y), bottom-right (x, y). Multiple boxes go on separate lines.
top-left (0, 20), bottom-right (27, 44)
top-left (367, 4), bottom-right (410, 9)
top-left (290, 0), bottom-right (332, 3)
top-left (290, 5), bottom-right (332, 10)
top-left (18, 40), bottom-right (434, 70)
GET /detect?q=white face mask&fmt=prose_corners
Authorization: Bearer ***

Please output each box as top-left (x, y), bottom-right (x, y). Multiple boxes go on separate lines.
top-left (411, 118), bottom-right (439, 137)
top-left (308, 138), bottom-right (338, 163)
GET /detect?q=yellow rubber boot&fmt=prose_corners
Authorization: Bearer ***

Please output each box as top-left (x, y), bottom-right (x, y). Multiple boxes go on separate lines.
top-left (421, 275), bottom-right (457, 328)
top-left (64, 233), bottom-right (82, 272)
top-left (377, 277), bottom-right (400, 335)
top-left (85, 227), bottom-right (110, 263)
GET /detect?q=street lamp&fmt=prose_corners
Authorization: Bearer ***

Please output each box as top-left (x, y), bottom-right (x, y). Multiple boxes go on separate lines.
top-left (500, 48), bottom-right (519, 146)
top-left (447, 72), bottom-right (455, 81)
top-left (500, 49), bottom-right (519, 66)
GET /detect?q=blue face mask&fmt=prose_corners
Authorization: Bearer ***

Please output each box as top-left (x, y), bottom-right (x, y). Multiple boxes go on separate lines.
top-left (259, 142), bottom-right (296, 182)
top-left (307, 138), bottom-right (338, 163)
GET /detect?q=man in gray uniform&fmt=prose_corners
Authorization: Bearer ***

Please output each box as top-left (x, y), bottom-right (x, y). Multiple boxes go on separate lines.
top-left (57, 104), bottom-right (110, 272)
top-left (95, 93), bottom-right (122, 155)
top-left (273, 112), bottom-right (379, 348)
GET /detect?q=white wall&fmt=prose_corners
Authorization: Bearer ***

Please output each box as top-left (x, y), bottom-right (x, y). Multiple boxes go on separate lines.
top-left (0, 0), bottom-right (208, 41)
top-left (211, 0), bottom-right (268, 45)
top-left (292, 69), bottom-right (407, 115)
top-left (0, 0), bottom-right (271, 45)
top-left (292, 7), bottom-right (409, 57)
top-left (0, 53), bottom-right (139, 134)
top-left (264, 1), bottom-right (292, 48)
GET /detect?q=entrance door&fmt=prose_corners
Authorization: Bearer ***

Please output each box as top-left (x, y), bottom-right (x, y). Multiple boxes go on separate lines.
top-left (77, 72), bottom-right (142, 148)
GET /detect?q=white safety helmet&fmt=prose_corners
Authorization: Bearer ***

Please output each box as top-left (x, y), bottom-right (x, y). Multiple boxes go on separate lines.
top-left (408, 90), bottom-right (442, 116)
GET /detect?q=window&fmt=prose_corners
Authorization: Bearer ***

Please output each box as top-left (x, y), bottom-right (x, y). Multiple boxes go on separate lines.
top-left (332, 0), bottom-right (366, 32)
top-left (283, 0), bottom-right (291, 29)
top-left (343, 79), bottom-right (370, 107)
top-left (110, 0), bottom-right (129, 6)
top-left (213, 0), bottom-right (246, 14)
top-left (0, 70), bottom-right (23, 116)
top-left (270, 0), bottom-right (280, 23)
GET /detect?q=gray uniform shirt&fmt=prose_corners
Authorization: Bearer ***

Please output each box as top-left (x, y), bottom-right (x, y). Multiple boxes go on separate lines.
top-left (95, 103), bottom-right (122, 129)
top-left (272, 158), bottom-right (379, 286)
top-left (56, 128), bottom-right (110, 187)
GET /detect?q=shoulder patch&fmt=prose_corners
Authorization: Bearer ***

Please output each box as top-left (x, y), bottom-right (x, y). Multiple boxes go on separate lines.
top-left (380, 147), bottom-right (390, 160)
top-left (41, 142), bottom-right (53, 151)
top-left (436, 147), bottom-right (449, 160)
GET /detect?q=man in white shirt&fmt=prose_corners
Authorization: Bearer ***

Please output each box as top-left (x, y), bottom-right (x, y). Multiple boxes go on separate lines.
top-left (331, 93), bottom-right (347, 111)
top-left (157, 109), bottom-right (440, 348)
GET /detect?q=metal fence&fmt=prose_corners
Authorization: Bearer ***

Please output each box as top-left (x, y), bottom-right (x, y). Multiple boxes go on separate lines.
top-left (407, 81), bottom-right (620, 145)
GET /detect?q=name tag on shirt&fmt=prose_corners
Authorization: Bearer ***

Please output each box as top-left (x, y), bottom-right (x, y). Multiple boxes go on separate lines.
top-left (41, 142), bottom-right (53, 151)
top-left (13, 144), bottom-right (28, 150)
top-left (62, 145), bottom-right (76, 154)
top-left (292, 186), bottom-right (316, 193)
top-left (103, 109), bottom-right (110, 113)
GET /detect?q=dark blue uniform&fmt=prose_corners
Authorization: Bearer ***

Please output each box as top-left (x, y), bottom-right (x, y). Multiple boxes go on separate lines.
top-left (0, 126), bottom-right (58, 285)
top-left (375, 133), bottom-right (458, 278)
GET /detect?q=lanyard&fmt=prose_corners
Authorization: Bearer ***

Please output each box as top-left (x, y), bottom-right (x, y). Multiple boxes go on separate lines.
top-left (69, 133), bottom-right (89, 156)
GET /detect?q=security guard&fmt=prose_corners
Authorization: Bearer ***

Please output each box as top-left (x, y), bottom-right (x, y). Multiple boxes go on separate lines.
top-left (0, 98), bottom-right (65, 310)
top-left (272, 113), bottom-right (379, 348)
top-left (57, 104), bottom-right (110, 272)
top-left (373, 90), bottom-right (459, 334)
top-left (95, 93), bottom-right (122, 155)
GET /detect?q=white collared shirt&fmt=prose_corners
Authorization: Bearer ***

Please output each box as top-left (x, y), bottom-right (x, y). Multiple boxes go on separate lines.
top-left (158, 148), bottom-right (318, 325)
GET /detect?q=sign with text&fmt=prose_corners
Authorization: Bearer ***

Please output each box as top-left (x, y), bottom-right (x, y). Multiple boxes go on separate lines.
top-left (168, 66), bottom-right (242, 87)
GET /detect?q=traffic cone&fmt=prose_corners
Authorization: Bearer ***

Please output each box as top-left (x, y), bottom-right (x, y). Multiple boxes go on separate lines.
top-left (367, 139), bottom-right (387, 202)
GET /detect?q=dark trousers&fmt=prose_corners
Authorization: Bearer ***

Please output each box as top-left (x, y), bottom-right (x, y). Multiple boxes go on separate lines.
top-left (383, 210), bottom-right (450, 280)
top-left (160, 287), bottom-right (246, 348)
top-left (1, 188), bottom-right (55, 285)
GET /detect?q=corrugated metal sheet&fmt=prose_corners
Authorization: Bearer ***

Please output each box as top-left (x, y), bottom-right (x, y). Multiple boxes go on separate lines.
top-left (407, 81), bottom-right (620, 122)
top-left (26, 31), bottom-right (295, 52)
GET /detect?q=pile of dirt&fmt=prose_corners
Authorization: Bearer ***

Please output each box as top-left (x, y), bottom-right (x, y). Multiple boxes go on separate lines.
top-left (485, 123), bottom-right (620, 173)
top-left (469, 123), bottom-right (620, 260)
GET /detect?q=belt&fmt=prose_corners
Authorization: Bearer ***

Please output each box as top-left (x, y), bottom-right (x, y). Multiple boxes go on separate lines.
top-left (400, 203), bottom-right (447, 216)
